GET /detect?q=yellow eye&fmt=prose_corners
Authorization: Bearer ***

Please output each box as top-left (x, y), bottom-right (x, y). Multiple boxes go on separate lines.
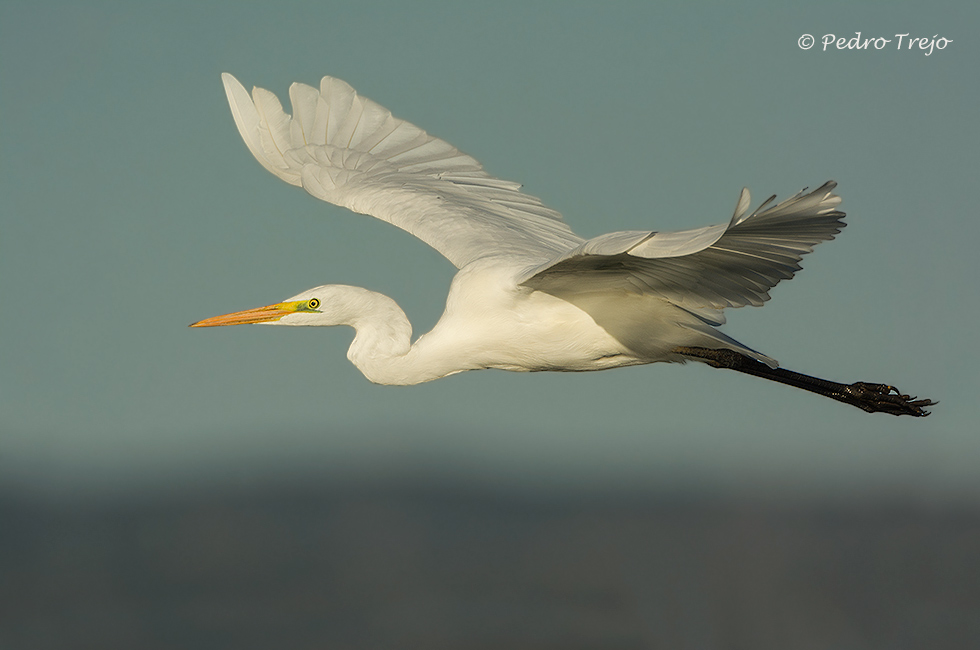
top-left (308, 298), bottom-right (320, 310)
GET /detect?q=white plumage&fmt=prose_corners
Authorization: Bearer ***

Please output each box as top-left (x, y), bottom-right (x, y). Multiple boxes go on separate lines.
top-left (192, 73), bottom-right (935, 416)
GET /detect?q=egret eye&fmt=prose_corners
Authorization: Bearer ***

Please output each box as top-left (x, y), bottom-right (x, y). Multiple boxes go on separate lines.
top-left (308, 298), bottom-right (320, 310)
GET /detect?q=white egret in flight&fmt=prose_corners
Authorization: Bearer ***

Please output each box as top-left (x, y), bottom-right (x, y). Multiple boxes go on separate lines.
top-left (193, 73), bottom-right (935, 416)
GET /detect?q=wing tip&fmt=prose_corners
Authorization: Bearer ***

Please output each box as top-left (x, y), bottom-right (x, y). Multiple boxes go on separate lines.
top-left (732, 187), bottom-right (752, 223)
top-left (220, 72), bottom-right (246, 101)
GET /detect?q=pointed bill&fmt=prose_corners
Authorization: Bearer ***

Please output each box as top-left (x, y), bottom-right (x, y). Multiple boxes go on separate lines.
top-left (190, 300), bottom-right (313, 327)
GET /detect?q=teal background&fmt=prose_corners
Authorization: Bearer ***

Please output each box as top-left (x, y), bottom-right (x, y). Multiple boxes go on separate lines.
top-left (2, 1), bottom-right (976, 500)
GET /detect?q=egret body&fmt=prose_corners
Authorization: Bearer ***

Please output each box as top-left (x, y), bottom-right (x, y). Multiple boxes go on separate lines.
top-left (193, 73), bottom-right (935, 416)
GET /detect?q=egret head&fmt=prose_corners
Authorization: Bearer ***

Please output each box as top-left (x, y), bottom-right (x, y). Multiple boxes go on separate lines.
top-left (190, 286), bottom-right (344, 328)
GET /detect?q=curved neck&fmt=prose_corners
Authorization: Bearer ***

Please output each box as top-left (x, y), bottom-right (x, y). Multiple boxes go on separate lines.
top-left (333, 287), bottom-right (465, 385)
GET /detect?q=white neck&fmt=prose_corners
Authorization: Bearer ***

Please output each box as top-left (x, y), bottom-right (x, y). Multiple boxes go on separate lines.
top-left (322, 286), bottom-right (467, 385)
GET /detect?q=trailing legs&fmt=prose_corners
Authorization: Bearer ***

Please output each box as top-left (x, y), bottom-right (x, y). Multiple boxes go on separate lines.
top-left (674, 346), bottom-right (936, 417)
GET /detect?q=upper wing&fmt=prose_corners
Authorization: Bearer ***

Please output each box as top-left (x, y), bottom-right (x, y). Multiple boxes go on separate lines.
top-left (520, 182), bottom-right (845, 321)
top-left (222, 73), bottom-right (583, 268)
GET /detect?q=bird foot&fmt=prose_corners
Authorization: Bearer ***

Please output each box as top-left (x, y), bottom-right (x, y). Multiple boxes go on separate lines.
top-left (844, 382), bottom-right (937, 417)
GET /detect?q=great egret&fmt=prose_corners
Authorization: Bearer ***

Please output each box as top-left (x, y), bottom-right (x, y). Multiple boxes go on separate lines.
top-left (192, 73), bottom-right (935, 417)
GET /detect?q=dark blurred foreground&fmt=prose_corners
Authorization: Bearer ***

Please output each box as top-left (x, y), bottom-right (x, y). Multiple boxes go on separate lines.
top-left (2, 479), bottom-right (979, 650)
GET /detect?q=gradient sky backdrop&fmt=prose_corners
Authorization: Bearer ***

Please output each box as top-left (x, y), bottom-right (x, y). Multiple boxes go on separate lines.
top-left (2, 1), bottom-right (977, 499)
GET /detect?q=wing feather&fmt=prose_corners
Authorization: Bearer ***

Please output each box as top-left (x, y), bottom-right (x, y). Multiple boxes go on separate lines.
top-left (287, 83), bottom-right (318, 145)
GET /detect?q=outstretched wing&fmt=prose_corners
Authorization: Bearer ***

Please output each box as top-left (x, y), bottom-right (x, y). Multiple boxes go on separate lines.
top-left (222, 73), bottom-right (583, 268)
top-left (520, 182), bottom-right (845, 321)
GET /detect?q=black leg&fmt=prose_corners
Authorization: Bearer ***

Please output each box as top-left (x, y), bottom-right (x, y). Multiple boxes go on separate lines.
top-left (674, 346), bottom-right (936, 417)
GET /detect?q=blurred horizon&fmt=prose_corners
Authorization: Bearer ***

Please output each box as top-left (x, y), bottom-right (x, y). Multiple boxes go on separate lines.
top-left (4, 423), bottom-right (978, 511)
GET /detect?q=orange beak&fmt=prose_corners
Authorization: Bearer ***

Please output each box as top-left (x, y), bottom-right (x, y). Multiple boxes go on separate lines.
top-left (190, 300), bottom-right (310, 328)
